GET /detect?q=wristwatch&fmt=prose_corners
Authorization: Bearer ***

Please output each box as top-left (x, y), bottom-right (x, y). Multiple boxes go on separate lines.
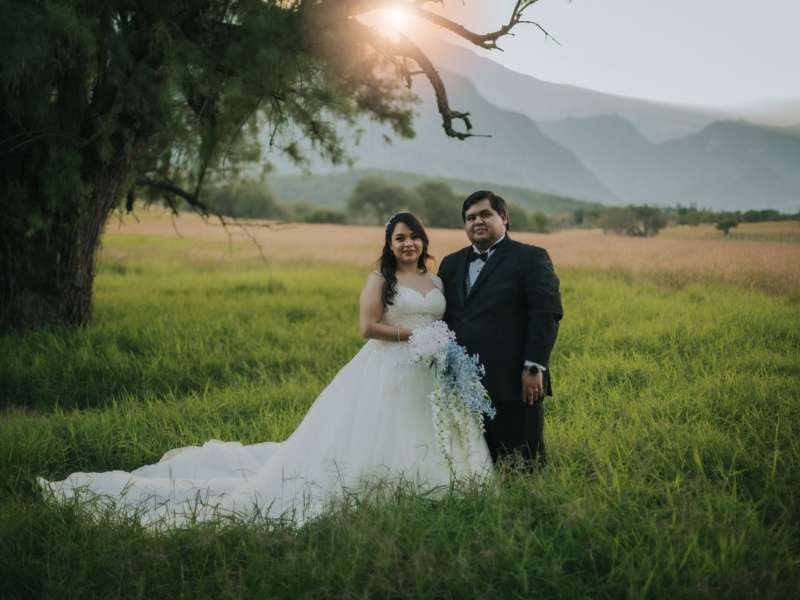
top-left (524, 364), bottom-right (541, 376)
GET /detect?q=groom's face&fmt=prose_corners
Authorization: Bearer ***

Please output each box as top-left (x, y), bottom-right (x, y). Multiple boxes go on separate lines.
top-left (463, 198), bottom-right (508, 248)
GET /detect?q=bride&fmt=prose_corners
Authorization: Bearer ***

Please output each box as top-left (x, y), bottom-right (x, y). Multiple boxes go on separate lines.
top-left (38, 212), bottom-right (493, 528)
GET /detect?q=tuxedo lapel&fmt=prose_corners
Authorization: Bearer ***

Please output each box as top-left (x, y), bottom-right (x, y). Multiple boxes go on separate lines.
top-left (466, 239), bottom-right (511, 302)
top-left (453, 247), bottom-right (469, 308)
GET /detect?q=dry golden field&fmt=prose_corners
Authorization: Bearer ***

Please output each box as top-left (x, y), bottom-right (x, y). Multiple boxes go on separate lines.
top-left (105, 208), bottom-right (800, 295)
top-left (660, 220), bottom-right (800, 242)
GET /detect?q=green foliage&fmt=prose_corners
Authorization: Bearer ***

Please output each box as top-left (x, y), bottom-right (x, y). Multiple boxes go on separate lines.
top-left (0, 0), bottom-right (418, 202)
top-left (741, 209), bottom-right (785, 222)
top-left (530, 211), bottom-right (550, 233)
top-left (506, 202), bottom-right (549, 233)
top-left (299, 208), bottom-right (348, 224)
top-left (204, 180), bottom-right (286, 220)
top-left (1, 235), bottom-right (798, 597)
top-left (269, 168), bottom-right (602, 215)
top-left (0, 0), bottom-right (426, 329)
top-left (665, 205), bottom-right (799, 227)
top-left (597, 206), bottom-right (667, 237)
top-left (285, 202), bottom-right (348, 224)
top-left (716, 219), bottom-right (740, 236)
top-left (346, 176), bottom-right (420, 224)
top-left (343, 177), bottom-right (552, 232)
top-left (414, 181), bottom-right (463, 229)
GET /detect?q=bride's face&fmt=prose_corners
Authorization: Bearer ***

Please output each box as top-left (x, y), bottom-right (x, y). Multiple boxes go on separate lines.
top-left (390, 222), bottom-right (423, 266)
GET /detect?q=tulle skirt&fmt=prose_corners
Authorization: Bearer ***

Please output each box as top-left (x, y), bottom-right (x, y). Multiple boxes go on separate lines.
top-left (38, 339), bottom-right (493, 528)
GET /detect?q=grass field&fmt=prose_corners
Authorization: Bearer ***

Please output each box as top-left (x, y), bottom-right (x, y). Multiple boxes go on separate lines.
top-left (1, 215), bottom-right (799, 598)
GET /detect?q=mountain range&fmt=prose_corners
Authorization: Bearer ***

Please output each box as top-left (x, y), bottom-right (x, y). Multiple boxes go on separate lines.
top-left (424, 39), bottom-right (725, 143)
top-left (540, 116), bottom-right (800, 211)
top-left (266, 41), bottom-right (799, 212)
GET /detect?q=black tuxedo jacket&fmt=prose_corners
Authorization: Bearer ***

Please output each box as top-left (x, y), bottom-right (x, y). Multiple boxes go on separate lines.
top-left (438, 236), bottom-right (563, 405)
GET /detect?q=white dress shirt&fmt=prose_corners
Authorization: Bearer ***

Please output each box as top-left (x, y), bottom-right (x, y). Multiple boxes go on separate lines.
top-left (467, 234), bottom-right (506, 289)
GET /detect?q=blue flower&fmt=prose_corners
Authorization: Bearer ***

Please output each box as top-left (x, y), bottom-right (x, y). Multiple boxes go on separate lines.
top-left (435, 341), bottom-right (495, 420)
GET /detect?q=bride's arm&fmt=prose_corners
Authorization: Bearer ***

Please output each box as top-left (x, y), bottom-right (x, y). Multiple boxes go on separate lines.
top-left (358, 273), bottom-right (412, 342)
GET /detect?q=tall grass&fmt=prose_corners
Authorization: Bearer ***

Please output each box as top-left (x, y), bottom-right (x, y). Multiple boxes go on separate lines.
top-left (1, 235), bottom-right (798, 598)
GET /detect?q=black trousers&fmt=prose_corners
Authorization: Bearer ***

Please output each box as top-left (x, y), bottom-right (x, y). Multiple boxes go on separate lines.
top-left (483, 400), bottom-right (546, 468)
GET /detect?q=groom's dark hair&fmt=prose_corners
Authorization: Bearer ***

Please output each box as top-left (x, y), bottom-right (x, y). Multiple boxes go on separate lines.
top-left (461, 191), bottom-right (510, 231)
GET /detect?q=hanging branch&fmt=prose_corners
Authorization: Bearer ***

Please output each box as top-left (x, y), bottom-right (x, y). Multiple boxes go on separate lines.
top-left (135, 177), bottom-right (210, 216)
top-left (413, 0), bottom-right (559, 49)
top-left (347, 20), bottom-right (481, 139)
top-left (347, 1), bottom-right (556, 50)
top-left (344, 0), bottom-right (553, 139)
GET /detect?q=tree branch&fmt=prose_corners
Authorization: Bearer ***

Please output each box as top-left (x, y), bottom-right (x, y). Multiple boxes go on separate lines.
top-left (349, 20), bottom-right (487, 140)
top-left (414, 0), bottom-right (559, 50)
top-left (342, 1), bottom-right (552, 139)
top-left (134, 177), bottom-right (274, 261)
top-left (348, 0), bottom-right (557, 50)
top-left (135, 177), bottom-right (210, 216)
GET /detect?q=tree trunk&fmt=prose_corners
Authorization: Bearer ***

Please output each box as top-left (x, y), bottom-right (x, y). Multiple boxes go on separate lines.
top-left (0, 160), bottom-right (135, 333)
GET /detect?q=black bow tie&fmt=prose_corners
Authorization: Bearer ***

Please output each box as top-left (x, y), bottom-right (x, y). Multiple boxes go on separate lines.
top-left (469, 250), bottom-right (489, 263)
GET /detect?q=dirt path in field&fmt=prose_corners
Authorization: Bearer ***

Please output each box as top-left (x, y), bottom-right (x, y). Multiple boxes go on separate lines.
top-left (106, 210), bottom-right (800, 294)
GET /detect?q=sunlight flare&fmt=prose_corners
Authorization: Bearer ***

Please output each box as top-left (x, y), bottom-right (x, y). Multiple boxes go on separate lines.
top-left (374, 6), bottom-right (412, 34)
top-left (386, 8), bottom-right (410, 30)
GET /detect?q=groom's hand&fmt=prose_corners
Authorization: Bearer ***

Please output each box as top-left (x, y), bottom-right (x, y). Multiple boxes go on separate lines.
top-left (521, 371), bottom-right (544, 405)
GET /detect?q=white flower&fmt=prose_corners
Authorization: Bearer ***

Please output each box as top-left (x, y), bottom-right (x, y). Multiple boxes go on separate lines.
top-left (408, 320), bottom-right (455, 366)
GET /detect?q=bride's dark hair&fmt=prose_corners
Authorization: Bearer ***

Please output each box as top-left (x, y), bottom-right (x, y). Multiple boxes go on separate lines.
top-left (379, 212), bottom-right (432, 308)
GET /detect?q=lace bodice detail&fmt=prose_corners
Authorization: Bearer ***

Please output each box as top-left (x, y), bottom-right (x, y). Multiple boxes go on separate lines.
top-left (381, 276), bottom-right (446, 330)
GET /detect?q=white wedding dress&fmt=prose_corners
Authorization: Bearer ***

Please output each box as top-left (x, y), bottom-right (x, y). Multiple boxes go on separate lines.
top-left (38, 275), bottom-right (493, 528)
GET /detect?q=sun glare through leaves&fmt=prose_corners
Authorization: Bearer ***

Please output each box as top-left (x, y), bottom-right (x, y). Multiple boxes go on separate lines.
top-left (371, 6), bottom-right (413, 36)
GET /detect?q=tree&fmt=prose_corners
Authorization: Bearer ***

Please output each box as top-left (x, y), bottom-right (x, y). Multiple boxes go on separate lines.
top-left (597, 207), bottom-right (636, 235)
top-left (506, 202), bottom-right (530, 232)
top-left (630, 205), bottom-right (667, 237)
top-left (1, 1), bottom-right (547, 331)
top-left (529, 211), bottom-right (549, 233)
top-left (301, 208), bottom-right (348, 225)
top-left (347, 176), bottom-right (420, 224)
top-left (414, 181), bottom-right (463, 229)
top-left (597, 205), bottom-right (666, 237)
top-left (716, 219), bottom-right (739, 236)
top-left (205, 181), bottom-right (285, 220)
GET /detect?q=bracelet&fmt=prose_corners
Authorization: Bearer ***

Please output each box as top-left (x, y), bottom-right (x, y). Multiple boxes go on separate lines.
top-left (396, 326), bottom-right (400, 342)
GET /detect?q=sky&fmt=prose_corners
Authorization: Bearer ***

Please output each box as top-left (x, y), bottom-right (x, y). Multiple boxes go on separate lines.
top-left (406, 0), bottom-right (800, 108)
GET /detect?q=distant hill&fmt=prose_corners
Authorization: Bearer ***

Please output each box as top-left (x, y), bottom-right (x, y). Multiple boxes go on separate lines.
top-left (424, 40), bottom-right (726, 142)
top-left (263, 40), bottom-right (799, 212)
top-left (658, 121), bottom-right (800, 211)
top-left (726, 98), bottom-right (800, 128)
top-left (538, 115), bottom-right (654, 206)
top-left (268, 168), bottom-right (602, 215)
top-left (540, 117), bottom-right (800, 210)
top-left (267, 71), bottom-right (617, 204)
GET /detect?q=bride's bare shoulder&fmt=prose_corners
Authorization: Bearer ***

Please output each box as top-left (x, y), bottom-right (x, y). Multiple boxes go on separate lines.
top-left (360, 271), bottom-right (385, 303)
top-left (362, 271), bottom-right (385, 291)
top-left (426, 272), bottom-right (444, 291)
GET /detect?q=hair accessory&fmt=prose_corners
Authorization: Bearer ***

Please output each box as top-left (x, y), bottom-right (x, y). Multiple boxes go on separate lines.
top-left (385, 213), bottom-right (399, 230)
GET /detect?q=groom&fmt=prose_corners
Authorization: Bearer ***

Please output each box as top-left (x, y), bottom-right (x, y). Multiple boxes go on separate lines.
top-left (439, 191), bottom-right (563, 467)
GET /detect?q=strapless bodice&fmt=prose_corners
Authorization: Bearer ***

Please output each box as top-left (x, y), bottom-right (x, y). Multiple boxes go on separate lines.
top-left (381, 282), bottom-right (446, 331)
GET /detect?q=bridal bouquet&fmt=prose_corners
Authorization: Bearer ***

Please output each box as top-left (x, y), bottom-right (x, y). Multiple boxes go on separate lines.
top-left (408, 321), bottom-right (495, 469)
